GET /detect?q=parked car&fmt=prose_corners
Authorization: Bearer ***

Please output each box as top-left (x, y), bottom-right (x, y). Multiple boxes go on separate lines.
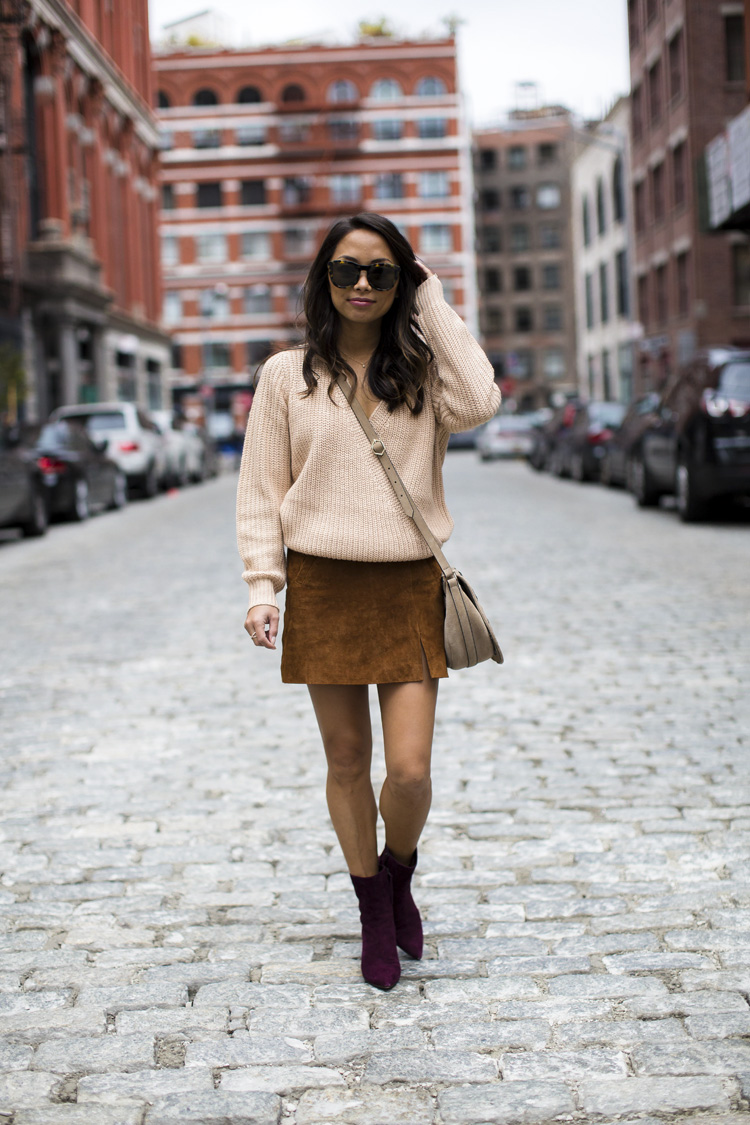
top-left (554, 401), bottom-right (628, 482)
top-left (182, 421), bottom-right (219, 480)
top-left (34, 421), bottom-right (127, 520)
top-left (476, 414), bottom-right (536, 460)
top-left (50, 402), bottom-right (167, 497)
top-left (600, 393), bottom-right (661, 488)
top-left (152, 410), bottom-right (198, 488)
top-left (628, 348), bottom-right (750, 519)
top-left (448, 424), bottom-right (486, 450)
top-left (0, 426), bottom-right (48, 537)
top-left (537, 400), bottom-right (583, 476)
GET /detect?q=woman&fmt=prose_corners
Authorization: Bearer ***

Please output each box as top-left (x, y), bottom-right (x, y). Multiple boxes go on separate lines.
top-left (237, 212), bottom-right (500, 990)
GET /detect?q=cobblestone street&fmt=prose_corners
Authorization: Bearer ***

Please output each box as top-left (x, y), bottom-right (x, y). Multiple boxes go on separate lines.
top-left (1, 456), bottom-right (749, 1125)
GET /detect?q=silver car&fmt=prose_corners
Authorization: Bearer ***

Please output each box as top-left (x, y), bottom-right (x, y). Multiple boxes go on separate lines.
top-left (476, 415), bottom-right (536, 460)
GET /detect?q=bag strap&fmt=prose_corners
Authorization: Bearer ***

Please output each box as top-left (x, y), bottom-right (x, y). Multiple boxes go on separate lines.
top-left (335, 373), bottom-right (453, 577)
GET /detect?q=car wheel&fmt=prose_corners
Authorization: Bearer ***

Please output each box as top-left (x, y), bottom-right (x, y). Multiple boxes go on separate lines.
top-left (21, 488), bottom-right (48, 538)
top-left (72, 478), bottom-right (90, 521)
top-left (676, 458), bottom-right (707, 522)
top-left (109, 471), bottom-right (128, 511)
top-left (143, 463), bottom-right (158, 498)
top-left (629, 456), bottom-right (659, 508)
top-left (600, 454), bottom-right (615, 488)
top-left (175, 459), bottom-right (189, 488)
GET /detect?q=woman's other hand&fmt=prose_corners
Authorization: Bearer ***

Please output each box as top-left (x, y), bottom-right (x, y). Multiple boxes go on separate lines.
top-left (245, 605), bottom-right (279, 649)
top-left (414, 256), bottom-right (433, 282)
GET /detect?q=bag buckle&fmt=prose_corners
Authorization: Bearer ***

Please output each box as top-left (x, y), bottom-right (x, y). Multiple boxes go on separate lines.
top-left (371, 439), bottom-right (385, 456)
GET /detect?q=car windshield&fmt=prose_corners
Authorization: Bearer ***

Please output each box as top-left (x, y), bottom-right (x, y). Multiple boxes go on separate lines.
top-left (37, 423), bottom-right (72, 449)
top-left (63, 411), bottom-right (126, 432)
top-left (719, 362), bottom-right (750, 400)
top-left (494, 416), bottom-right (533, 431)
top-left (589, 403), bottom-right (626, 426)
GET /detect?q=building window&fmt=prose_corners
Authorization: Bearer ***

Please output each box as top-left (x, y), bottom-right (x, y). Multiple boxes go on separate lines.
top-left (668, 29), bottom-right (684, 102)
top-left (282, 176), bottom-right (312, 205)
top-left (725, 15), bottom-right (746, 82)
top-left (510, 186), bottom-right (531, 210)
top-left (281, 84), bottom-right (306, 103)
top-left (197, 182), bottom-right (222, 209)
top-left (420, 170), bottom-right (450, 198)
top-left (157, 90), bottom-right (171, 109)
top-left (161, 235), bottom-right (179, 266)
top-left (161, 184), bottom-right (175, 211)
top-left (632, 84), bottom-right (643, 144)
top-left (508, 145), bottom-right (527, 169)
top-left (200, 288), bottom-right (229, 319)
top-left (237, 85), bottom-right (262, 103)
top-left (484, 306), bottom-right (503, 334)
top-left (279, 121), bottom-right (310, 144)
top-left (330, 174), bottom-right (362, 203)
top-left (421, 224), bottom-right (452, 254)
top-left (480, 188), bottom-right (501, 211)
top-left (484, 267), bottom-right (502, 293)
top-left (582, 197), bottom-right (591, 246)
top-left (596, 177), bottom-right (606, 235)
top-left (241, 180), bottom-right (266, 206)
top-left (241, 231), bottom-right (271, 259)
top-left (248, 340), bottom-right (274, 367)
top-left (638, 274), bottom-right (649, 327)
top-left (676, 250), bottom-right (690, 316)
top-left (287, 283), bottom-right (304, 314)
top-left (284, 227), bottom-right (316, 257)
top-left (244, 284), bottom-right (272, 315)
top-left (538, 142), bottom-right (558, 165)
top-left (515, 307), bottom-right (533, 332)
top-left (612, 156), bottom-right (625, 223)
top-left (543, 305), bottom-right (563, 331)
top-left (372, 118), bottom-right (403, 141)
top-left (543, 348), bottom-right (565, 379)
top-left (479, 148), bottom-right (497, 171)
top-left (540, 223), bottom-right (562, 249)
top-left (163, 291), bottom-right (181, 324)
top-left (732, 243), bottom-right (750, 305)
top-left (648, 57), bottom-right (662, 126)
top-left (599, 262), bottom-right (610, 323)
top-left (672, 141), bottom-right (686, 208)
top-left (480, 226), bottom-right (502, 253)
top-left (513, 266), bottom-right (532, 291)
top-left (327, 79), bottom-right (358, 103)
top-left (171, 343), bottom-right (182, 370)
top-left (585, 273), bottom-right (595, 329)
top-left (415, 75), bottom-right (447, 96)
top-left (196, 234), bottom-right (227, 263)
top-left (236, 124), bottom-right (266, 146)
top-left (374, 172), bottom-right (404, 200)
top-left (328, 118), bottom-right (359, 142)
top-left (159, 129), bottom-right (173, 151)
top-left (370, 78), bottom-right (403, 100)
top-left (193, 88), bottom-right (218, 106)
top-left (537, 183), bottom-right (561, 210)
top-left (602, 349), bottom-right (612, 400)
top-left (652, 162), bottom-right (665, 224)
top-left (193, 129), bottom-right (221, 149)
top-left (616, 249), bottom-right (630, 316)
top-left (418, 117), bottom-right (447, 139)
top-left (587, 355), bottom-right (596, 398)
top-left (628, 0), bottom-right (640, 48)
top-left (634, 179), bottom-right (647, 234)
top-left (542, 263), bottom-right (561, 290)
top-left (510, 224), bottom-right (531, 252)
top-left (655, 263), bottom-right (668, 323)
top-left (202, 342), bottom-right (231, 370)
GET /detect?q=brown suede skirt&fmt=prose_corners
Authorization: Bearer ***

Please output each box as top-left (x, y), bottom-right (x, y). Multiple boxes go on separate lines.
top-left (281, 549), bottom-right (448, 685)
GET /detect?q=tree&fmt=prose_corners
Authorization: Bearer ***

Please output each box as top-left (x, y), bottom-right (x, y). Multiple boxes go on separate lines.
top-left (0, 343), bottom-right (26, 423)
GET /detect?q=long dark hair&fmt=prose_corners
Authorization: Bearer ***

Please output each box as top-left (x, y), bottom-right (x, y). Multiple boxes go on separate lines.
top-left (301, 212), bottom-right (434, 414)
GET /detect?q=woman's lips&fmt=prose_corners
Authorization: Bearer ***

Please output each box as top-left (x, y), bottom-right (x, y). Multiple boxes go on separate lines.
top-left (349, 298), bottom-right (374, 306)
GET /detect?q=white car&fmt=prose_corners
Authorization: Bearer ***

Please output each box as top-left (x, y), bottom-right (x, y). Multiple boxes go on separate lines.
top-left (50, 402), bottom-right (167, 497)
top-left (476, 415), bottom-right (536, 460)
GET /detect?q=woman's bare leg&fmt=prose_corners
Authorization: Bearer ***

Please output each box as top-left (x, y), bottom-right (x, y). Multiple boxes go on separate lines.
top-left (307, 683), bottom-right (378, 877)
top-left (377, 650), bottom-right (439, 864)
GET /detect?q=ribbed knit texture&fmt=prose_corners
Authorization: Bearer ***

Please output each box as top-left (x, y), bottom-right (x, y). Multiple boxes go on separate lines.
top-left (236, 275), bottom-right (501, 609)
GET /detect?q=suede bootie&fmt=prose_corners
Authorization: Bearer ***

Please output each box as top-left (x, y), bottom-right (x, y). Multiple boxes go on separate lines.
top-left (350, 865), bottom-right (401, 990)
top-left (381, 845), bottom-right (423, 960)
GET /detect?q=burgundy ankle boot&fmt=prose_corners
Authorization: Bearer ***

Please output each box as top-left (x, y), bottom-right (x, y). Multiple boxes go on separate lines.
top-left (381, 845), bottom-right (423, 960)
top-left (350, 865), bottom-right (401, 990)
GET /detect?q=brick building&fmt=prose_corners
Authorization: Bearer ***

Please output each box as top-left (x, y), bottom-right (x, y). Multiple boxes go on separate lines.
top-left (0, 0), bottom-right (169, 420)
top-left (473, 107), bottom-right (578, 411)
top-left (704, 0), bottom-right (750, 234)
top-left (153, 35), bottom-right (476, 406)
top-left (628, 0), bottom-right (749, 392)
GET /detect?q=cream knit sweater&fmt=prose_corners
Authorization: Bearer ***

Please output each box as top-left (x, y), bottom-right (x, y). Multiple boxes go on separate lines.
top-left (236, 275), bottom-right (501, 609)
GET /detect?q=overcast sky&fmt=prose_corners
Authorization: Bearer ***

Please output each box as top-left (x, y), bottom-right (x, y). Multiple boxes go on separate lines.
top-left (148, 0), bottom-right (631, 125)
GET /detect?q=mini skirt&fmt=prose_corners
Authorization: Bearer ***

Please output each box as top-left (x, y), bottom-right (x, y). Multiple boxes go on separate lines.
top-left (281, 549), bottom-right (449, 685)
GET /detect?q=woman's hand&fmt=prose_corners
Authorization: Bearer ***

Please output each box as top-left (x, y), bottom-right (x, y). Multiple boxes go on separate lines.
top-left (245, 605), bottom-right (279, 649)
top-left (414, 256), bottom-right (433, 282)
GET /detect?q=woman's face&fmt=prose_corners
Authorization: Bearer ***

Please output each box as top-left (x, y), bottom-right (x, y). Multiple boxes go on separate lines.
top-left (327, 228), bottom-right (400, 329)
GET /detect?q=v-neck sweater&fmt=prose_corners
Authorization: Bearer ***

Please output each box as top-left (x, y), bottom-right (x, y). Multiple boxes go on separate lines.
top-left (236, 275), bottom-right (501, 609)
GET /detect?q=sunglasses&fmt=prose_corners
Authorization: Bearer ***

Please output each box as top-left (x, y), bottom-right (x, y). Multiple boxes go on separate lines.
top-left (327, 259), bottom-right (400, 291)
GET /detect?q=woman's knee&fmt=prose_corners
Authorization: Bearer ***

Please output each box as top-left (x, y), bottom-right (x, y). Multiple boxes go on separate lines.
top-left (324, 732), bottom-right (372, 785)
top-left (385, 761), bottom-right (432, 801)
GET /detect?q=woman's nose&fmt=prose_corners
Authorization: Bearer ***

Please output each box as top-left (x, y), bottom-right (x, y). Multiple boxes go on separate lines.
top-left (353, 270), bottom-right (371, 290)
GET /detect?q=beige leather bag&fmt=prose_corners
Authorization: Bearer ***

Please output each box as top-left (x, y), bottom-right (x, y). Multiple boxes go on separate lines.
top-left (337, 374), bottom-right (503, 670)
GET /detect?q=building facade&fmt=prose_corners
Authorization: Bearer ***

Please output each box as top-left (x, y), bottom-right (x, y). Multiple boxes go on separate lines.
top-left (153, 36), bottom-right (476, 402)
top-left (703, 0), bottom-right (750, 232)
top-left (473, 107), bottom-right (578, 411)
top-left (572, 98), bottom-right (639, 403)
top-left (0, 0), bottom-right (169, 421)
top-left (628, 0), bottom-right (749, 393)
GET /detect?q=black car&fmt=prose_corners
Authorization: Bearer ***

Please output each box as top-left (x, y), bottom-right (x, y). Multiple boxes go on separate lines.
top-left (35, 421), bottom-right (127, 520)
top-left (628, 348), bottom-right (750, 520)
top-left (555, 401), bottom-right (628, 482)
top-left (600, 393), bottom-right (661, 488)
top-left (0, 427), bottom-right (48, 537)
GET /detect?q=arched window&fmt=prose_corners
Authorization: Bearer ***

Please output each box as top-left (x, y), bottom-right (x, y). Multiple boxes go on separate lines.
top-left (237, 85), bottom-right (262, 104)
top-left (157, 90), bottom-right (171, 109)
top-left (582, 196), bottom-right (591, 246)
top-left (193, 88), bottom-right (219, 106)
top-left (415, 76), bottom-right (447, 97)
top-left (612, 155), bottom-right (625, 223)
top-left (596, 176), bottom-right (606, 234)
top-left (370, 78), bottom-right (403, 101)
top-left (281, 83), bottom-right (306, 103)
top-left (327, 79), bottom-right (359, 103)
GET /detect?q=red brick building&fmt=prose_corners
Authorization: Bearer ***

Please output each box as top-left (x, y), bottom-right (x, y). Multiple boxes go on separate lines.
top-left (0, 0), bottom-right (169, 420)
top-left (628, 0), bottom-right (749, 392)
top-left (153, 35), bottom-right (476, 404)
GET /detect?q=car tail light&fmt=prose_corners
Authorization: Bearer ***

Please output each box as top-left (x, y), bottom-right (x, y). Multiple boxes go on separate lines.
top-left (587, 428), bottom-right (610, 445)
top-left (37, 456), bottom-right (68, 474)
top-left (118, 440), bottom-right (140, 452)
top-left (702, 389), bottom-right (750, 417)
top-left (728, 399), bottom-right (750, 417)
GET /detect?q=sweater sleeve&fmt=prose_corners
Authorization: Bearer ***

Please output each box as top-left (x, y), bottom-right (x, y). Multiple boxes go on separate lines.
top-left (236, 356), bottom-right (292, 609)
top-left (416, 274), bottom-right (501, 432)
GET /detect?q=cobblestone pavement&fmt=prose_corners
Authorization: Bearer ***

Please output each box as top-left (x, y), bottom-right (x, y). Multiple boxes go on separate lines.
top-left (1, 456), bottom-right (749, 1125)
